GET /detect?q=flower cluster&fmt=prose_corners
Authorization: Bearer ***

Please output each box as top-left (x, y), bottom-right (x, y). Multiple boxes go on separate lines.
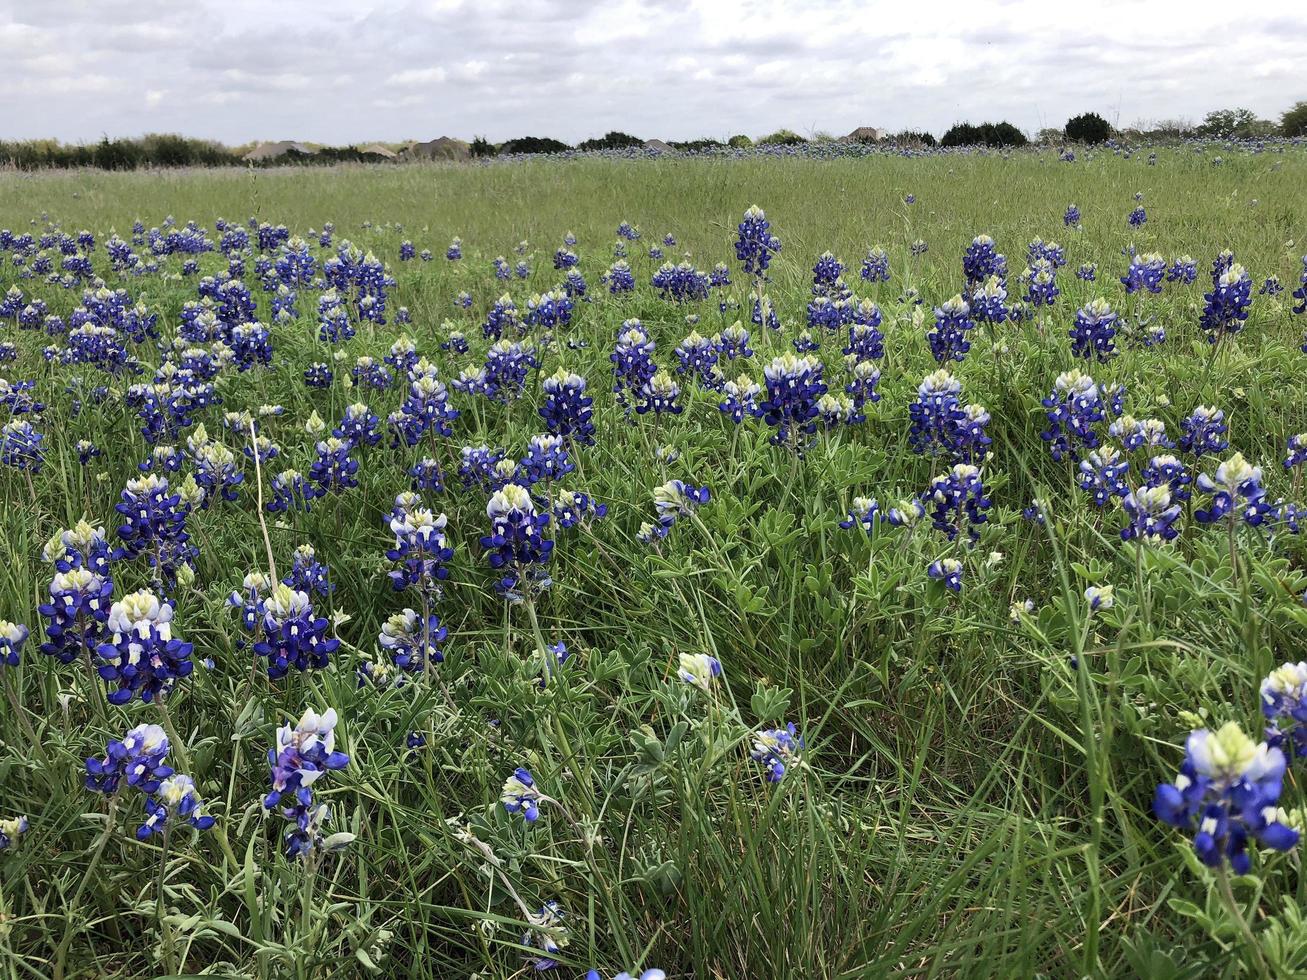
top-left (265, 707), bottom-right (352, 858)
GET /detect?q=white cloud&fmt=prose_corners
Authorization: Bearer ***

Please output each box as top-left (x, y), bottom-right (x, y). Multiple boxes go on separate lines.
top-left (1, 0), bottom-right (1304, 144)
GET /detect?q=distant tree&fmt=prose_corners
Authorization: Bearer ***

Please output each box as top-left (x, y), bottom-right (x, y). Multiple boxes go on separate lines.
top-left (1036, 127), bottom-right (1064, 144)
top-left (892, 130), bottom-right (937, 147)
top-left (758, 129), bottom-right (804, 146)
top-left (1065, 112), bottom-right (1111, 144)
top-left (669, 137), bottom-right (725, 152)
top-left (497, 136), bottom-right (571, 155)
top-left (727, 134), bottom-right (753, 148)
top-left (93, 136), bottom-right (144, 170)
top-left (577, 131), bottom-right (643, 151)
top-left (470, 136), bottom-right (495, 157)
top-left (942, 121), bottom-right (1027, 148)
top-left (1196, 108), bottom-right (1264, 138)
top-left (1281, 101), bottom-right (1307, 137)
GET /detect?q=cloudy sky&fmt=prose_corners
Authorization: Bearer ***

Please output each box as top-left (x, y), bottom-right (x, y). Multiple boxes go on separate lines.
top-left (4, 0), bottom-right (1305, 146)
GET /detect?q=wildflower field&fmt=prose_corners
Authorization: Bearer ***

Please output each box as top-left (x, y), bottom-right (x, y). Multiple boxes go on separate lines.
top-left (2, 148), bottom-right (1307, 979)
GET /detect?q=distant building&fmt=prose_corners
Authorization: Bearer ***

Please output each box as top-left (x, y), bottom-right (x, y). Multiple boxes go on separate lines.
top-left (242, 141), bottom-right (316, 162)
top-left (843, 127), bottom-right (886, 143)
top-left (358, 143), bottom-right (398, 160)
top-left (398, 137), bottom-right (471, 161)
top-left (643, 139), bottom-right (672, 153)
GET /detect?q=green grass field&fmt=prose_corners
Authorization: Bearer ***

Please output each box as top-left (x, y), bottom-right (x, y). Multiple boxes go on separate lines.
top-left (2, 149), bottom-right (1307, 979)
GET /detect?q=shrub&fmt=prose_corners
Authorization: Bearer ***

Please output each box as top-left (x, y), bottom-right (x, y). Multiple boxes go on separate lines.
top-left (1064, 112), bottom-right (1111, 144)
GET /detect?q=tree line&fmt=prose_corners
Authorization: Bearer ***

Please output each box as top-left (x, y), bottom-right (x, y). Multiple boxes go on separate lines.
top-left (2, 102), bottom-right (1305, 170)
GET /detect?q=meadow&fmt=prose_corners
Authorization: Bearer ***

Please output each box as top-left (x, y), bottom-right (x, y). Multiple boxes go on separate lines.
top-left (1, 147), bottom-right (1307, 979)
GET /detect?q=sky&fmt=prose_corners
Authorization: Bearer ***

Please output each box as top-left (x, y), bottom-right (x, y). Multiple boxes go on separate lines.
top-left (3, 0), bottom-right (1306, 146)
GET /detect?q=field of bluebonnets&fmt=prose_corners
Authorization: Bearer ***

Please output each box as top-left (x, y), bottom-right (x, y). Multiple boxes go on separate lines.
top-left (1, 144), bottom-right (1307, 979)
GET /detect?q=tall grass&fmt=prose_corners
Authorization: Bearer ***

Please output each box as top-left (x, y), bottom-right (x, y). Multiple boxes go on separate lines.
top-left (0, 148), bottom-right (1306, 978)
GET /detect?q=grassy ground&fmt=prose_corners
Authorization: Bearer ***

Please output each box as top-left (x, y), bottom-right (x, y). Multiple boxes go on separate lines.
top-left (1, 149), bottom-right (1307, 979)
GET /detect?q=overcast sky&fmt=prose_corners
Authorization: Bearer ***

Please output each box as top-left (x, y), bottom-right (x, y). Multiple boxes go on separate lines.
top-left (3, 0), bottom-right (1305, 146)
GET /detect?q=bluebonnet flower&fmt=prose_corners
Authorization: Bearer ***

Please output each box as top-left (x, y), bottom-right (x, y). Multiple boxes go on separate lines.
top-left (634, 369), bottom-right (682, 417)
top-left (481, 294), bottom-right (519, 341)
top-left (1040, 370), bottom-right (1104, 462)
top-left (652, 480), bottom-right (710, 533)
top-left (860, 247), bottom-right (890, 283)
top-left (717, 322), bottom-right (753, 361)
top-left (0, 815), bottom-right (29, 851)
top-left (137, 774), bottom-right (214, 839)
top-left (1199, 263), bottom-right (1253, 342)
top-left (962, 235), bottom-right (1003, 286)
top-left (193, 443), bottom-right (244, 507)
top-left (844, 359), bottom-right (882, 410)
top-left (924, 463), bottom-right (991, 542)
top-left (751, 295), bottom-right (781, 332)
top-left (584, 971), bottom-right (664, 980)
top-left (525, 288), bottom-right (573, 329)
top-left (1178, 406), bottom-right (1229, 458)
top-left (284, 544), bottom-right (333, 598)
top-left (86, 724), bottom-right (172, 794)
top-left (1, 420), bottom-right (43, 473)
top-left (678, 652), bottom-right (721, 691)
top-left (386, 503), bottom-right (454, 593)
top-left (1128, 205), bottom-right (1146, 227)
top-left (1167, 256), bottom-right (1197, 284)
top-left (1120, 252), bottom-right (1166, 295)
top-left (379, 608), bottom-right (446, 673)
top-left (523, 901), bottom-right (569, 971)
top-left (928, 558), bottom-right (963, 592)
top-left (398, 367), bottom-right (459, 443)
top-left (253, 584), bottom-right (340, 678)
top-left (735, 205), bottom-right (781, 279)
top-left (1285, 433), bottom-right (1307, 472)
top-left (1261, 662), bottom-right (1307, 759)
top-left (553, 247), bottom-right (578, 271)
top-left (228, 572), bottom-right (271, 634)
top-left (265, 707), bottom-right (351, 858)
top-left (1262, 276), bottom-right (1284, 298)
top-left (1154, 722), bottom-right (1298, 872)
top-left (445, 237), bottom-right (462, 261)
top-left (96, 590), bottom-right (193, 704)
top-left (719, 373), bottom-right (763, 423)
top-left (1077, 262), bottom-right (1097, 282)
top-left (485, 340), bottom-right (537, 402)
top-left (1069, 297), bottom-right (1118, 361)
top-left (927, 296), bottom-right (975, 363)
top-left (674, 330), bottom-right (720, 389)
top-left (908, 369), bottom-right (966, 458)
top-left (970, 276), bottom-right (1008, 324)
top-left (0, 621), bottom-right (28, 668)
top-left (399, 240), bottom-right (415, 261)
top-left (761, 353), bottom-right (827, 448)
top-left (839, 496), bottom-right (880, 535)
top-left (336, 350), bottom-right (386, 388)
top-left (1063, 204), bottom-right (1080, 227)
top-left (1077, 448), bottom-right (1130, 506)
top-left (304, 362), bottom-right (333, 389)
top-left (617, 221), bottom-right (640, 241)
top-left (604, 260), bottom-right (635, 294)
top-left (845, 302), bottom-right (884, 360)
top-left (442, 329), bottom-right (469, 354)
top-left (1121, 486), bottom-right (1182, 542)
top-left (552, 490), bottom-right (607, 530)
top-left (409, 457), bottom-right (445, 494)
top-left (1028, 238), bottom-right (1066, 269)
top-left (1291, 255), bottom-right (1307, 316)
top-left (40, 566), bottom-right (113, 664)
top-left (481, 484), bottom-right (553, 599)
top-left (267, 469), bottom-right (320, 513)
top-left (309, 438), bottom-right (359, 494)
top-left (651, 261), bottom-right (710, 302)
top-left (112, 474), bottom-right (196, 585)
top-left (751, 723), bottom-right (803, 782)
top-left (1109, 415), bottom-right (1172, 452)
top-left (521, 434), bottom-right (573, 485)
top-left (1143, 454), bottom-right (1193, 501)
top-left (1084, 585), bottom-right (1114, 611)
top-left (1023, 259), bottom-right (1060, 308)
top-left (1195, 453), bottom-right (1272, 526)
top-left (501, 767), bottom-right (543, 823)
top-left (812, 251), bottom-right (844, 294)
